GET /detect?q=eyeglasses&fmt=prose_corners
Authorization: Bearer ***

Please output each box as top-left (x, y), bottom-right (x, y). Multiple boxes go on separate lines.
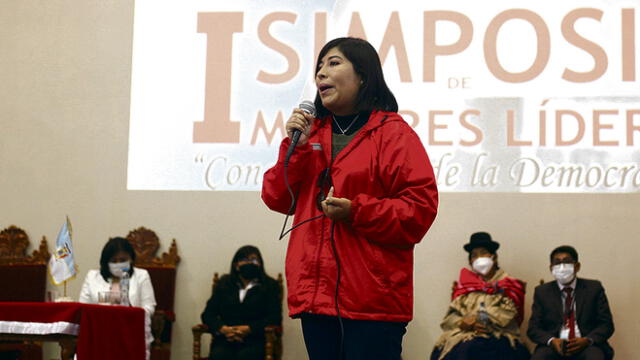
top-left (315, 168), bottom-right (332, 211)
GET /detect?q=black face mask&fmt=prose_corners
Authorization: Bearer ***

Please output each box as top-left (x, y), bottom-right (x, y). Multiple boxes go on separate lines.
top-left (238, 263), bottom-right (261, 279)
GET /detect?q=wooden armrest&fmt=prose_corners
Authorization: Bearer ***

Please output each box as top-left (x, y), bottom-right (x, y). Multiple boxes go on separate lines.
top-left (151, 310), bottom-right (177, 346)
top-left (192, 324), bottom-right (210, 334)
top-left (192, 324), bottom-right (211, 360)
top-left (264, 325), bottom-right (282, 336)
top-left (155, 310), bottom-right (176, 322)
top-left (264, 325), bottom-right (283, 360)
top-left (151, 312), bottom-right (165, 345)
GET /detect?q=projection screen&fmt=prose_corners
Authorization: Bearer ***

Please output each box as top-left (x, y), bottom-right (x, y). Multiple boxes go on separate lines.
top-left (128, 0), bottom-right (640, 192)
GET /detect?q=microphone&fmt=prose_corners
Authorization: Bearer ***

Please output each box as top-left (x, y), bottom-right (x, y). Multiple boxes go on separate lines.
top-left (285, 100), bottom-right (316, 166)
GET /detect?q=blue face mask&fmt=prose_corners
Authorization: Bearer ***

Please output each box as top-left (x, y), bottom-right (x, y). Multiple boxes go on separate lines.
top-left (108, 261), bottom-right (130, 278)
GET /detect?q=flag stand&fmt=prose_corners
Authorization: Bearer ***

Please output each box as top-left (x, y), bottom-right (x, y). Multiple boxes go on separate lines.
top-left (55, 281), bottom-right (73, 302)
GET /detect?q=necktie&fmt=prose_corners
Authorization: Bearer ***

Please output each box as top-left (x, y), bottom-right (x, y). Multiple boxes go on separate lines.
top-left (562, 287), bottom-right (576, 339)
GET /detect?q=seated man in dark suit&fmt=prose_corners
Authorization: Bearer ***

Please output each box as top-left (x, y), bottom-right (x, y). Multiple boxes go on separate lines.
top-left (528, 245), bottom-right (614, 360)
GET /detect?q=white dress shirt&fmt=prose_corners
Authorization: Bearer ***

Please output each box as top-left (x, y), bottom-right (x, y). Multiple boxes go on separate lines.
top-left (238, 279), bottom-right (258, 303)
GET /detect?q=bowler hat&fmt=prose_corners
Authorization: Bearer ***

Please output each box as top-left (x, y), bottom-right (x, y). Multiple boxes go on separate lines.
top-left (463, 232), bottom-right (500, 253)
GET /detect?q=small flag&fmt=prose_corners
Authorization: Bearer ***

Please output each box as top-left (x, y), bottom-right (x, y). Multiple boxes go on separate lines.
top-left (49, 217), bottom-right (77, 285)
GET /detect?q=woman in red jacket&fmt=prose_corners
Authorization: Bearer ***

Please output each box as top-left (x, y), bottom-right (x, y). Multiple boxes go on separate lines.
top-left (262, 37), bottom-right (439, 360)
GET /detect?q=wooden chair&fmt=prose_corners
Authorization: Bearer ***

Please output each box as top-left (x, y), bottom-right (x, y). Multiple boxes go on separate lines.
top-left (192, 273), bottom-right (284, 360)
top-left (126, 227), bottom-right (180, 360)
top-left (0, 225), bottom-right (50, 360)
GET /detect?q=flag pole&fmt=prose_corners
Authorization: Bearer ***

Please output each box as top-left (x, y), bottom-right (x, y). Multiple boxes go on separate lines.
top-left (49, 216), bottom-right (77, 302)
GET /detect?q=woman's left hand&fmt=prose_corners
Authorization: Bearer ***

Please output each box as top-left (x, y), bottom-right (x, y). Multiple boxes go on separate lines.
top-left (232, 325), bottom-right (251, 338)
top-left (321, 186), bottom-right (351, 221)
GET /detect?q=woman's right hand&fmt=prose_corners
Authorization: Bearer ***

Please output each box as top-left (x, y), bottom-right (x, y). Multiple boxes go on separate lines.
top-left (219, 325), bottom-right (233, 335)
top-left (459, 314), bottom-right (476, 331)
top-left (219, 325), bottom-right (249, 342)
top-left (459, 314), bottom-right (489, 333)
top-left (286, 108), bottom-right (314, 146)
top-left (219, 325), bottom-right (238, 341)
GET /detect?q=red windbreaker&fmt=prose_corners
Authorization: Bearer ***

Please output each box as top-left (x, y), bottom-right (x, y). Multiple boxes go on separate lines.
top-left (262, 110), bottom-right (438, 322)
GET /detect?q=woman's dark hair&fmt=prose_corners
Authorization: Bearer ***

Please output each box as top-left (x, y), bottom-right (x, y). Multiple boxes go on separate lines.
top-left (550, 245), bottom-right (579, 263)
top-left (467, 246), bottom-right (498, 262)
top-left (230, 245), bottom-right (267, 281)
top-left (99, 237), bottom-right (136, 282)
top-left (314, 37), bottom-right (398, 118)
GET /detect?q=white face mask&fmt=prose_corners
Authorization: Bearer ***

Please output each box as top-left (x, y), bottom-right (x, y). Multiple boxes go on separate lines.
top-left (108, 261), bottom-right (131, 278)
top-left (551, 263), bottom-right (575, 284)
top-left (472, 257), bottom-right (494, 275)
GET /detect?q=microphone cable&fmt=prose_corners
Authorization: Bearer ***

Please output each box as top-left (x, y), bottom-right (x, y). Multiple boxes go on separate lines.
top-left (278, 160), bottom-right (298, 240)
top-left (277, 137), bottom-right (345, 359)
top-left (279, 100), bottom-right (319, 240)
top-left (278, 161), bottom-right (324, 241)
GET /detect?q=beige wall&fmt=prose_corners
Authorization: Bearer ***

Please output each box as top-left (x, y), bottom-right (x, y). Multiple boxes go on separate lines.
top-left (1, 1), bottom-right (637, 359)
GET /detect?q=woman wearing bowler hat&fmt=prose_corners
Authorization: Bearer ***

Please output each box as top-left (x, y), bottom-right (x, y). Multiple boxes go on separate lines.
top-left (430, 232), bottom-right (530, 360)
